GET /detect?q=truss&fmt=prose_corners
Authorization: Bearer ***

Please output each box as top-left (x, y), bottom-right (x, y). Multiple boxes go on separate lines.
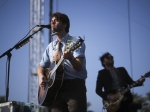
top-left (29, 0), bottom-right (45, 105)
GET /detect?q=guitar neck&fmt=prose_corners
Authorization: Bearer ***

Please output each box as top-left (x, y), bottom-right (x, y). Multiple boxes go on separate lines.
top-left (51, 57), bottom-right (64, 74)
top-left (121, 71), bottom-right (150, 95)
top-left (121, 78), bottom-right (143, 95)
top-left (53, 45), bottom-right (72, 70)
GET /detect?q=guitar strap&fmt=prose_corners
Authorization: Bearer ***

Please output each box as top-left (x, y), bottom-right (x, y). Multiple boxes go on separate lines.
top-left (64, 35), bottom-right (73, 52)
top-left (61, 35), bottom-right (73, 65)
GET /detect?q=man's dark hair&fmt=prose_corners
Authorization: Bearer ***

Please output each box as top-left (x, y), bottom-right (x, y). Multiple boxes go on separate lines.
top-left (52, 12), bottom-right (70, 33)
top-left (99, 52), bottom-right (112, 68)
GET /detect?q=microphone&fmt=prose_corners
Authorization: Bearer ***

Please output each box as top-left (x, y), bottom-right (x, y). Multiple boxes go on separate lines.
top-left (37, 24), bottom-right (51, 29)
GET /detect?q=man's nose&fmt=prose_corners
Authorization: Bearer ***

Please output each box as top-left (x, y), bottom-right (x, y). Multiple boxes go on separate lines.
top-left (51, 21), bottom-right (55, 25)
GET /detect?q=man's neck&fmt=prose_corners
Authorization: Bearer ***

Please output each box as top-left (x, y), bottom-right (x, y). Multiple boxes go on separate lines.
top-left (56, 31), bottom-right (67, 41)
top-left (105, 66), bottom-right (115, 71)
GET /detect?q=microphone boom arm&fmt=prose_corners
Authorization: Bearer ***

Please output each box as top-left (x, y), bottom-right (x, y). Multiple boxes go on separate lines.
top-left (0, 26), bottom-right (43, 102)
top-left (14, 27), bottom-right (43, 49)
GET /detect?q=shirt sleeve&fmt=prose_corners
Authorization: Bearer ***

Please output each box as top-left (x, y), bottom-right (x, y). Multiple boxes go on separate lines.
top-left (72, 37), bottom-right (86, 58)
top-left (39, 46), bottom-right (51, 68)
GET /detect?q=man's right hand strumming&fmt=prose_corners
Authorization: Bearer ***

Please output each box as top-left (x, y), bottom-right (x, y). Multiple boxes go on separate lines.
top-left (107, 93), bottom-right (119, 102)
top-left (38, 66), bottom-right (47, 90)
top-left (39, 75), bottom-right (47, 90)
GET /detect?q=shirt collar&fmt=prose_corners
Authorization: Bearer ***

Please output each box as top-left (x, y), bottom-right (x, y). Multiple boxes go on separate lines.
top-left (53, 33), bottom-right (69, 46)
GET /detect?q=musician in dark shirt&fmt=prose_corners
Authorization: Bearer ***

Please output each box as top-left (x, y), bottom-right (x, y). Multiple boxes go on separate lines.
top-left (96, 52), bottom-right (145, 112)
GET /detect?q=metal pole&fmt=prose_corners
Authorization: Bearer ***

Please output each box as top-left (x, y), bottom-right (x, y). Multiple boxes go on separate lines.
top-left (49, 0), bottom-right (53, 43)
top-left (128, 0), bottom-right (133, 92)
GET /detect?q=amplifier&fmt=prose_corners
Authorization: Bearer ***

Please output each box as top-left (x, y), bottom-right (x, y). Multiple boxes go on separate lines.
top-left (0, 101), bottom-right (49, 112)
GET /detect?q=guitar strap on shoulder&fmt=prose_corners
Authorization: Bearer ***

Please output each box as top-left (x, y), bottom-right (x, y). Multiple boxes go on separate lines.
top-left (64, 35), bottom-right (73, 52)
top-left (61, 35), bottom-right (73, 65)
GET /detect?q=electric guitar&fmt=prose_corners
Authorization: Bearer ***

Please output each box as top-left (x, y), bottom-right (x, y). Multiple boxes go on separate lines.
top-left (102, 71), bottom-right (150, 112)
top-left (38, 37), bottom-right (84, 107)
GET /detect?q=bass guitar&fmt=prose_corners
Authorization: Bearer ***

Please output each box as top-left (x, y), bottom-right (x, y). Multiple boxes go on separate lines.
top-left (38, 37), bottom-right (84, 107)
top-left (102, 71), bottom-right (150, 112)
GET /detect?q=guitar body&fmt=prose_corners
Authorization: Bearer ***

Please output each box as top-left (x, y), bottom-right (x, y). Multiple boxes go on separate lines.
top-left (103, 92), bottom-right (124, 112)
top-left (38, 61), bottom-right (64, 107)
top-left (38, 79), bottom-right (63, 107)
top-left (103, 101), bottom-right (120, 112)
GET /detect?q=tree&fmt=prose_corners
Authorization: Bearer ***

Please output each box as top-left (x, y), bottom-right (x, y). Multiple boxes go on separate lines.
top-left (132, 92), bottom-right (150, 112)
top-left (87, 101), bottom-right (94, 112)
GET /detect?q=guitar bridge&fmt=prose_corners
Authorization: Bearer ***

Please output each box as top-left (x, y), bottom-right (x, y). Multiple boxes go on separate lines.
top-left (103, 103), bottom-right (110, 108)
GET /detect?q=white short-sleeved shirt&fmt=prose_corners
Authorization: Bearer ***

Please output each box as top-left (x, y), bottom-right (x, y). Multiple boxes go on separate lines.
top-left (39, 34), bottom-right (87, 79)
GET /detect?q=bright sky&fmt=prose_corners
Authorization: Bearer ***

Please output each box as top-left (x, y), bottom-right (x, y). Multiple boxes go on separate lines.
top-left (0, 0), bottom-right (150, 112)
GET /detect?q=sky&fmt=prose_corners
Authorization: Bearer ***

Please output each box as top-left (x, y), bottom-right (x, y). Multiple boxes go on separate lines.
top-left (0, 0), bottom-right (150, 112)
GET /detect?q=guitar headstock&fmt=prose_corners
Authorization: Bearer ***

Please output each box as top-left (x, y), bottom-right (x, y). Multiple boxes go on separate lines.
top-left (143, 71), bottom-right (150, 78)
top-left (69, 37), bottom-right (84, 51)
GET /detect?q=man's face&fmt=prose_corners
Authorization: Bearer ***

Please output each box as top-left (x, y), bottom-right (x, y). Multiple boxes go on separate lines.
top-left (51, 17), bottom-right (65, 33)
top-left (103, 55), bottom-right (114, 67)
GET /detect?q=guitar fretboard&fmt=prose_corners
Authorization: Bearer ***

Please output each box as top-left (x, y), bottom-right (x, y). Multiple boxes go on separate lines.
top-left (50, 58), bottom-right (64, 76)
top-left (121, 80), bottom-right (141, 95)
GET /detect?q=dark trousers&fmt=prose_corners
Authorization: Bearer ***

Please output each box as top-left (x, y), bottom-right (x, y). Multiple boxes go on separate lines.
top-left (51, 79), bottom-right (87, 112)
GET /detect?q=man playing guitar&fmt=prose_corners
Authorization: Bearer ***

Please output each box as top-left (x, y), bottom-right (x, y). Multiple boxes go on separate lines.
top-left (96, 52), bottom-right (145, 112)
top-left (38, 12), bottom-right (87, 112)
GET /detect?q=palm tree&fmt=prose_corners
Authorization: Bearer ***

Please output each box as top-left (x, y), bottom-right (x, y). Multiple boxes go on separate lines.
top-left (132, 92), bottom-right (150, 112)
top-left (141, 92), bottom-right (150, 112)
top-left (87, 101), bottom-right (94, 112)
top-left (132, 92), bottom-right (146, 103)
top-left (146, 92), bottom-right (150, 106)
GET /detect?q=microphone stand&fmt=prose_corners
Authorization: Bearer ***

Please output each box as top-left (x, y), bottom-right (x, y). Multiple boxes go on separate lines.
top-left (0, 27), bottom-right (43, 102)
